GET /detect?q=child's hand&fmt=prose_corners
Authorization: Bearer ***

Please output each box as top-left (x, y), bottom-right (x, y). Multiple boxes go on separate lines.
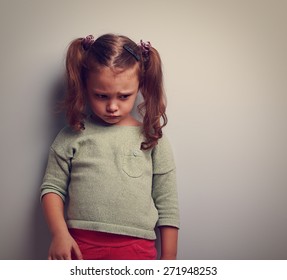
top-left (48, 232), bottom-right (83, 260)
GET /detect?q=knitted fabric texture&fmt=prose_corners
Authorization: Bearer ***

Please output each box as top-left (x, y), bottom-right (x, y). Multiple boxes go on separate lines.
top-left (41, 119), bottom-right (180, 239)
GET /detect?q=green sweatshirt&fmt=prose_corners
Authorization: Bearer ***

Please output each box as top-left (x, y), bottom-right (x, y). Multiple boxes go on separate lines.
top-left (41, 118), bottom-right (180, 240)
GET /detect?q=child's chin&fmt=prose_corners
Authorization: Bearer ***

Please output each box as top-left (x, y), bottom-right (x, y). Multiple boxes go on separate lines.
top-left (104, 117), bottom-right (122, 124)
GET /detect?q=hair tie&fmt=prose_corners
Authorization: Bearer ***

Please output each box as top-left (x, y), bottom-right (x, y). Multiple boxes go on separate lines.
top-left (139, 40), bottom-right (151, 58)
top-left (82, 35), bottom-right (95, 51)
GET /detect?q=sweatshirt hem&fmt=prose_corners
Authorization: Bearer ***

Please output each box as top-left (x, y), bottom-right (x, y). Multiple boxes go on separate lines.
top-left (67, 220), bottom-right (157, 240)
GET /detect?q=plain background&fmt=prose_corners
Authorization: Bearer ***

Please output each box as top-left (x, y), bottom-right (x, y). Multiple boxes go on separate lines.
top-left (0, 0), bottom-right (286, 260)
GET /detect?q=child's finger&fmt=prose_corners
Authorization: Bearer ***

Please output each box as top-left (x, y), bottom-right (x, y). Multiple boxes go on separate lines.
top-left (72, 244), bottom-right (83, 260)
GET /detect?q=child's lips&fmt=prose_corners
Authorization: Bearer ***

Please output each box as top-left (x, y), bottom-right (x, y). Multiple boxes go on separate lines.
top-left (105, 115), bottom-right (120, 118)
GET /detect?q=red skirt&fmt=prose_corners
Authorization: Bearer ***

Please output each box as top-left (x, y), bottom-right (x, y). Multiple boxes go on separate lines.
top-left (69, 229), bottom-right (157, 260)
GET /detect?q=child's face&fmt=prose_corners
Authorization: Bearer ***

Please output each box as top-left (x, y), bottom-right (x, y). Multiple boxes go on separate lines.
top-left (86, 66), bottom-right (139, 126)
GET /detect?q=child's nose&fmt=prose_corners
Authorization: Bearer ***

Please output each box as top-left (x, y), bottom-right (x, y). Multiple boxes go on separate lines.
top-left (106, 102), bottom-right (118, 113)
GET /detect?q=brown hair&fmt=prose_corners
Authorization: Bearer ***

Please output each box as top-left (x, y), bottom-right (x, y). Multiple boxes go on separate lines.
top-left (63, 33), bottom-right (167, 149)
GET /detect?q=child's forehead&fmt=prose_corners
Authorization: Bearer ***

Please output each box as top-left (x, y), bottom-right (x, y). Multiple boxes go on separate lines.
top-left (94, 64), bottom-right (138, 75)
top-left (89, 66), bottom-right (138, 81)
top-left (87, 66), bottom-right (139, 92)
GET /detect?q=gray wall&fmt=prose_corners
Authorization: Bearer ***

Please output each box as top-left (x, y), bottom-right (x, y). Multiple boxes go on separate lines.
top-left (0, 0), bottom-right (286, 260)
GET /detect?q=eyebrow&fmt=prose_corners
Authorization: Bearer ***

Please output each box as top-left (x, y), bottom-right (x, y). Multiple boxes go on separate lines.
top-left (91, 89), bottom-right (136, 95)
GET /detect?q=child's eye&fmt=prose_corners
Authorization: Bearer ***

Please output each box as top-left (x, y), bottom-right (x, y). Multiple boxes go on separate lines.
top-left (119, 95), bottom-right (130, 100)
top-left (95, 94), bottom-right (107, 99)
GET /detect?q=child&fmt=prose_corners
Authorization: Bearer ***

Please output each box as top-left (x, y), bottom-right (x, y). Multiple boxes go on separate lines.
top-left (41, 33), bottom-right (180, 260)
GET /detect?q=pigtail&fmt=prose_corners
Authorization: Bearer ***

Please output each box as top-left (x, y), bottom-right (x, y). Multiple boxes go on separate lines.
top-left (64, 38), bottom-right (87, 131)
top-left (139, 46), bottom-right (167, 150)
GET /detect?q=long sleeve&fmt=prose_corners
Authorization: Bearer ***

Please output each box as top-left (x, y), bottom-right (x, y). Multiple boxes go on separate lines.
top-left (40, 145), bottom-right (71, 202)
top-left (152, 136), bottom-right (180, 229)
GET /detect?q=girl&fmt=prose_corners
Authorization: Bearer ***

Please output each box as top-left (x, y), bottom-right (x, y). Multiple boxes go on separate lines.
top-left (41, 33), bottom-right (180, 260)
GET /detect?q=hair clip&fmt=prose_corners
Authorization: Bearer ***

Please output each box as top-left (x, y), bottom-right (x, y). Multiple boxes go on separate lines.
top-left (123, 44), bottom-right (140, 61)
top-left (82, 35), bottom-right (95, 51)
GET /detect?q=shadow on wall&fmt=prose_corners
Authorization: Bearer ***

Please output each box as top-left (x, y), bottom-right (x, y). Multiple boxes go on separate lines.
top-left (32, 77), bottom-right (66, 260)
